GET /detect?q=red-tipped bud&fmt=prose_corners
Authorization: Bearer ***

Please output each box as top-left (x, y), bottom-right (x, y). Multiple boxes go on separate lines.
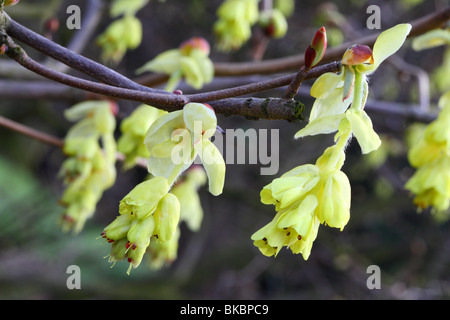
top-left (179, 37), bottom-right (210, 56)
top-left (4, 0), bottom-right (20, 7)
top-left (173, 89), bottom-right (183, 95)
top-left (0, 45), bottom-right (7, 55)
top-left (304, 27), bottom-right (327, 69)
top-left (342, 44), bottom-right (374, 66)
top-left (44, 18), bottom-right (60, 33)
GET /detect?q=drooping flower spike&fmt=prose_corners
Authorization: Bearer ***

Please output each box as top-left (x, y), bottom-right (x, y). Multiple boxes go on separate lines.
top-left (102, 176), bottom-right (181, 274)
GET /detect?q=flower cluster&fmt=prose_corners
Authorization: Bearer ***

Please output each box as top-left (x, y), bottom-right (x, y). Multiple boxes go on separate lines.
top-left (404, 29), bottom-right (450, 218)
top-left (405, 92), bottom-right (450, 214)
top-left (96, 0), bottom-right (147, 63)
top-left (136, 37), bottom-right (214, 91)
top-left (59, 101), bottom-right (117, 233)
top-left (252, 135), bottom-right (351, 260)
top-left (145, 166), bottom-right (207, 269)
top-left (2, 0), bottom-right (19, 7)
top-left (213, 0), bottom-right (260, 51)
top-left (117, 104), bottom-right (167, 170)
top-left (101, 176), bottom-right (180, 274)
top-left (252, 24), bottom-right (411, 261)
top-left (102, 103), bottom-right (224, 273)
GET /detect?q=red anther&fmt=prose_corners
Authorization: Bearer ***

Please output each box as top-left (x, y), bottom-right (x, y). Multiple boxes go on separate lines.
top-left (100, 232), bottom-right (107, 238)
top-left (127, 258), bottom-right (132, 263)
top-left (125, 241), bottom-right (131, 249)
top-left (131, 243), bottom-right (137, 250)
top-left (107, 239), bottom-right (114, 243)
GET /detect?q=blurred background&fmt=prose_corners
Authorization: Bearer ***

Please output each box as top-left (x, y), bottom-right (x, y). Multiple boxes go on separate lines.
top-left (0, 0), bottom-right (449, 299)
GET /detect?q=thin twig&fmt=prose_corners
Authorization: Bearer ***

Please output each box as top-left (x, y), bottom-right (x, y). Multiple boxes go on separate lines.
top-left (4, 12), bottom-right (166, 94)
top-left (0, 115), bottom-right (148, 169)
top-left (186, 61), bottom-right (341, 103)
top-left (0, 115), bottom-right (64, 148)
top-left (283, 66), bottom-right (310, 100)
top-left (44, 0), bottom-right (105, 74)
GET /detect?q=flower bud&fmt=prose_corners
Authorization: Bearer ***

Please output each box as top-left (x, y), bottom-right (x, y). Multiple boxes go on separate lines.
top-left (179, 37), bottom-right (210, 56)
top-left (4, 0), bottom-right (20, 7)
top-left (259, 9), bottom-right (288, 39)
top-left (304, 27), bottom-right (327, 69)
top-left (342, 44), bottom-right (374, 66)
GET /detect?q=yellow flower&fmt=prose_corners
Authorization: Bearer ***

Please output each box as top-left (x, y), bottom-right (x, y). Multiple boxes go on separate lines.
top-left (117, 104), bottom-right (167, 169)
top-left (405, 92), bottom-right (450, 214)
top-left (171, 166), bottom-right (207, 232)
top-left (253, 143), bottom-right (352, 260)
top-left (144, 103), bottom-right (225, 195)
top-left (213, 0), bottom-right (259, 51)
top-left (251, 198), bottom-right (321, 260)
top-left (136, 37), bottom-right (214, 91)
top-left (405, 157), bottom-right (450, 212)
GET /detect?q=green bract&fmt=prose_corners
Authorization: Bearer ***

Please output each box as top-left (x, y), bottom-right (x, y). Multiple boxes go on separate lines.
top-left (97, 14), bottom-right (143, 63)
top-left (119, 176), bottom-right (170, 219)
top-left (110, 0), bottom-right (149, 17)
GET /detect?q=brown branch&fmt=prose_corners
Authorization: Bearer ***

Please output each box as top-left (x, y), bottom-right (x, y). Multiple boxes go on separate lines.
top-left (208, 7), bottom-right (450, 77)
top-left (186, 62), bottom-right (341, 103)
top-left (3, 12), bottom-right (166, 95)
top-left (1, 7), bottom-right (448, 122)
top-left (0, 115), bottom-right (64, 148)
top-left (0, 33), bottom-right (188, 109)
top-left (0, 31), bottom-right (340, 121)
